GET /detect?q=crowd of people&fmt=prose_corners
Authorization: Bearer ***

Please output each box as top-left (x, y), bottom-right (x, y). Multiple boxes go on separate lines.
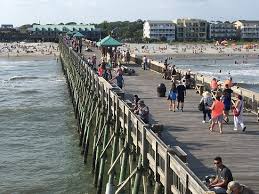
top-left (198, 77), bottom-right (246, 134)
top-left (81, 42), bottom-right (254, 193)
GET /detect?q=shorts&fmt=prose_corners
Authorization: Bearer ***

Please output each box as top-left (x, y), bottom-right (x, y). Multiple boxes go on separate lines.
top-left (177, 96), bottom-right (184, 103)
top-left (212, 114), bottom-right (223, 123)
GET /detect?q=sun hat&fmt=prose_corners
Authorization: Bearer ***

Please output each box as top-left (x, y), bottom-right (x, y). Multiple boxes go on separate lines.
top-left (202, 91), bottom-right (211, 97)
top-left (226, 181), bottom-right (241, 194)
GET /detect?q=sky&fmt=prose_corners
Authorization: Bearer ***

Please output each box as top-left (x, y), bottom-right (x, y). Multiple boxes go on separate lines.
top-left (1, 0), bottom-right (259, 26)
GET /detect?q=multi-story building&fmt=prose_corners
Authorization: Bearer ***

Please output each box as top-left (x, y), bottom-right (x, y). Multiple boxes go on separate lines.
top-left (1, 24), bottom-right (14, 29)
top-left (175, 18), bottom-right (207, 41)
top-left (234, 20), bottom-right (259, 40)
top-left (143, 20), bottom-right (176, 41)
top-left (209, 21), bottom-right (237, 40)
top-left (30, 24), bottom-right (101, 41)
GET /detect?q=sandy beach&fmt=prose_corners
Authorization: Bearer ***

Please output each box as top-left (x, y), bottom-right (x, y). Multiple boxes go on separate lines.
top-left (0, 42), bottom-right (59, 57)
top-left (125, 43), bottom-right (259, 60)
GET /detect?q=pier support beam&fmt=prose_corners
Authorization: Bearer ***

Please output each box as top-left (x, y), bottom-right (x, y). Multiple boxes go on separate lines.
top-left (96, 115), bottom-right (112, 194)
top-left (132, 157), bottom-right (143, 194)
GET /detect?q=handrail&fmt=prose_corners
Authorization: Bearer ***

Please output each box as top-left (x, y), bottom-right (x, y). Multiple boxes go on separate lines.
top-left (59, 37), bottom-right (213, 194)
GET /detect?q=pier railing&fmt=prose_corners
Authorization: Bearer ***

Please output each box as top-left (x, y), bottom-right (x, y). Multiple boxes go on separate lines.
top-left (59, 38), bottom-right (214, 194)
top-left (131, 54), bottom-right (259, 120)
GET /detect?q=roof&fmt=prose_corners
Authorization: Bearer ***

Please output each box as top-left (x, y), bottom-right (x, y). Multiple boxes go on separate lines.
top-left (146, 20), bottom-right (174, 24)
top-left (97, 36), bottom-right (122, 47)
top-left (31, 24), bottom-right (96, 32)
top-left (236, 20), bottom-right (259, 24)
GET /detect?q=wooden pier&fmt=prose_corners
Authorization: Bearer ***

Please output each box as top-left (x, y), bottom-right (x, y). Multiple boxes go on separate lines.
top-left (59, 38), bottom-right (259, 194)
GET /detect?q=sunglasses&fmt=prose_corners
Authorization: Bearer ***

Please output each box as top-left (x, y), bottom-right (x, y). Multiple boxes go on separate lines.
top-left (214, 162), bottom-right (220, 165)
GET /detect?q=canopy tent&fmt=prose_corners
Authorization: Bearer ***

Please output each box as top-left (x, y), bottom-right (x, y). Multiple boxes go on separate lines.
top-left (97, 36), bottom-right (123, 66)
top-left (66, 31), bottom-right (73, 36)
top-left (73, 31), bottom-right (84, 38)
top-left (97, 35), bottom-right (122, 47)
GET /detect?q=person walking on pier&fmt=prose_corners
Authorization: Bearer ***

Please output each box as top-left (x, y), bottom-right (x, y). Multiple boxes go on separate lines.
top-left (233, 94), bottom-right (246, 132)
top-left (200, 91), bottom-right (213, 123)
top-left (209, 156), bottom-right (233, 194)
top-left (210, 78), bottom-right (219, 91)
top-left (176, 81), bottom-right (186, 112)
top-left (143, 55), bottom-right (148, 70)
top-left (221, 85), bottom-right (233, 123)
top-left (92, 54), bottom-right (97, 68)
top-left (209, 96), bottom-right (224, 134)
top-left (168, 83), bottom-right (177, 111)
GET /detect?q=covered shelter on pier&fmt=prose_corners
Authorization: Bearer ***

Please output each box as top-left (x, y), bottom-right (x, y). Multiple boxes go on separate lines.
top-left (97, 35), bottom-right (122, 65)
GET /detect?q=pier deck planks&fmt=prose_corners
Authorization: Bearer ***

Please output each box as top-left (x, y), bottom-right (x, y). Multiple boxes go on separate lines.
top-left (123, 66), bottom-right (259, 192)
top-left (82, 48), bottom-right (259, 192)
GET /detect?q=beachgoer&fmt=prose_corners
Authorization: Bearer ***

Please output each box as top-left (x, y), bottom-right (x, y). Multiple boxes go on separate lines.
top-left (163, 59), bottom-right (169, 79)
top-left (222, 85), bottom-right (233, 122)
top-left (210, 78), bottom-right (219, 91)
top-left (224, 77), bottom-right (233, 88)
top-left (200, 91), bottom-right (213, 123)
top-left (209, 156), bottom-right (233, 194)
top-left (233, 94), bottom-right (246, 132)
top-left (226, 181), bottom-right (255, 194)
top-left (209, 96), bottom-right (224, 134)
top-left (107, 68), bottom-right (112, 80)
top-left (185, 69), bottom-right (192, 88)
top-left (176, 82), bottom-right (186, 112)
top-left (126, 51), bottom-right (130, 64)
top-left (133, 95), bottom-right (140, 111)
top-left (143, 55), bottom-right (148, 70)
top-left (117, 64), bottom-right (123, 75)
top-left (171, 65), bottom-right (177, 75)
top-left (110, 73), bottom-right (124, 89)
top-left (134, 100), bottom-right (149, 124)
top-left (167, 83), bottom-right (178, 111)
top-left (92, 54), bottom-right (97, 68)
top-left (97, 64), bottom-right (103, 77)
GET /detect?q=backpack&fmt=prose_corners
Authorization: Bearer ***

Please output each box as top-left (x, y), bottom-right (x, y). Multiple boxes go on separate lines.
top-left (198, 100), bottom-right (205, 111)
top-left (168, 89), bottom-right (177, 100)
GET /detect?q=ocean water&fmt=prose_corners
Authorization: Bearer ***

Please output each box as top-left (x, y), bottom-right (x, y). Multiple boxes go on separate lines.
top-left (151, 56), bottom-right (259, 93)
top-left (0, 57), bottom-right (94, 194)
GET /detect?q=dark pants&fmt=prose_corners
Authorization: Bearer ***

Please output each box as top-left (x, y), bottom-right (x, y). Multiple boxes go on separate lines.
top-left (203, 109), bottom-right (211, 121)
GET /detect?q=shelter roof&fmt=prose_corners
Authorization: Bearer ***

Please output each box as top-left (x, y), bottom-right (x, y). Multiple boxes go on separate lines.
top-left (97, 36), bottom-right (122, 47)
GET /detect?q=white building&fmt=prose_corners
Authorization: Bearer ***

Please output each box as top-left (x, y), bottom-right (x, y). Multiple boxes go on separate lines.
top-left (209, 21), bottom-right (237, 40)
top-left (143, 20), bottom-right (176, 41)
top-left (234, 20), bottom-right (259, 40)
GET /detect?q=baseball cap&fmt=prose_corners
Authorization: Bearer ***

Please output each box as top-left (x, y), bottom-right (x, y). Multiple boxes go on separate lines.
top-left (226, 181), bottom-right (240, 194)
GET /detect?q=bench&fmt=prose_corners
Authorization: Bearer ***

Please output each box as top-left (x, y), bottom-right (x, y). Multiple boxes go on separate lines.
top-left (195, 83), bottom-right (205, 96)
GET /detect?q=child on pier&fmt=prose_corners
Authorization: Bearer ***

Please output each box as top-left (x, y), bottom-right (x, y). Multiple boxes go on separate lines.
top-left (167, 83), bottom-right (177, 111)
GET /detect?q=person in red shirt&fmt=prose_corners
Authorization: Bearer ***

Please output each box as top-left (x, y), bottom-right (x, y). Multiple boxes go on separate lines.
top-left (210, 78), bottom-right (218, 91)
top-left (209, 96), bottom-right (225, 134)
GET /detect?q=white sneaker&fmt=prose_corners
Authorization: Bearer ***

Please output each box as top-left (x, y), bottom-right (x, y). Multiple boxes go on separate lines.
top-left (233, 128), bottom-right (238, 131)
top-left (208, 119), bottom-right (211, 123)
top-left (202, 120), bottom-right (206, 123)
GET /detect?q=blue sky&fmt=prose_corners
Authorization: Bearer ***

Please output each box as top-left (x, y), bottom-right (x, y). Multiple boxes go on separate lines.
top-left (1, 0), bottom-right (259, 26)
